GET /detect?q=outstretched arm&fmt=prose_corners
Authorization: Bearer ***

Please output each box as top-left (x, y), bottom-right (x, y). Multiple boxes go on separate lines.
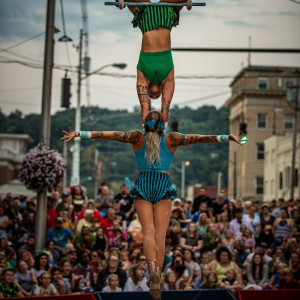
top-left (61, 128), bottom-right (143, 144)
top-left (167, 132), bottom-right (241, 147)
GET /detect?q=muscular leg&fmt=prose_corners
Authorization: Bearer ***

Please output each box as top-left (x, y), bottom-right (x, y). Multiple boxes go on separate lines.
top-left (161, 69), bottom-right (174, 124)
top-left (133, 199), bottom-right (156, 261)
top-left (153, 199), bottom-right (173, 271)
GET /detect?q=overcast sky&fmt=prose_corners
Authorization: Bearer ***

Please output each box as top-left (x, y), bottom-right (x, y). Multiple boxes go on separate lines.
top-left (0, 0), bottom-right (300, 117)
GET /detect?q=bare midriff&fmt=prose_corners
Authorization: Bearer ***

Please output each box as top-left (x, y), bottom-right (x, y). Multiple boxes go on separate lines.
top-left (141, 27), bottom-right (171, 52)
top-left (138, 170), bottom-right (170, 175)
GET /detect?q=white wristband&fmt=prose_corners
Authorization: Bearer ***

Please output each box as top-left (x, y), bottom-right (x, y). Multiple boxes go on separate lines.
top-left (80, 131), bottom-right (91, 138)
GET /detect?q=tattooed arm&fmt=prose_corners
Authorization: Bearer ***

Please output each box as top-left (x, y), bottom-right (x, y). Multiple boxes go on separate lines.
top-left (61, 128), bottom-right (143, 145)
top-left (167, 132), bottom-right (241, 147)
top-left (136, 84), bottom-right (150, 124)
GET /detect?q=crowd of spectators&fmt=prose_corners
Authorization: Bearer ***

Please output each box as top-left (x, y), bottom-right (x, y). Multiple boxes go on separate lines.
top-left (0, 185), bottom-right (299, 297)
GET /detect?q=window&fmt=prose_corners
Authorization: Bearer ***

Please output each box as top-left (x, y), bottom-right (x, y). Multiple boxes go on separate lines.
top-left (284, 115), bottom-right (294, 130)
top-left (258, 77), bottom-right (268, 90)
top-left (256, 143), bottom-right (264, 160)
top-left (255, 177), bottom-right (264, 195)
top-left (257, 114), bottom-right (267, 128)
top-left (285, 166), bottom-right (291, 188)
top-left (285, 78), bottom-right (296, 89)
top-left (279, 172), bottom-right (283, 190)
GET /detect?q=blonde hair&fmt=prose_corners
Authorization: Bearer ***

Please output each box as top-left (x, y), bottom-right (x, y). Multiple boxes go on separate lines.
top-left (144, 111), bottom-right (163, 167)
top-left (108, 274), bottom-right (119, 283)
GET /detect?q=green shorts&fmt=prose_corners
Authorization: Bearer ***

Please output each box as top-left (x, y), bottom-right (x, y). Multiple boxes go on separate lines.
top-left (137, 49), bottom-right (174, 86)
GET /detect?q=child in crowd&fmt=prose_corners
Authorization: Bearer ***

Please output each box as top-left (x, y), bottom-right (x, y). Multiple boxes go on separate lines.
top-left (32, 271), bottom-right (59, 296)
top-left (51, 266), bottom-right (72, 294)
top-left (201, 271), bottom-right (219, 289)
top-left (162, 271), bottom-right (177, 290)
top-left (278, 268), bottom-right (300, 289)
top-left (222, 230), bottom-right (235, 252)
top-left (14, 260), bottom-right (37, 296)
top-left (60, 258), bottom-right (75, 291)
top-left (0, 269), bottom-right (24, 298)
top-left (124, 263), bottom-right (148, 291)
top-left (194, 264), bottom-right (211, 289)
top-left (268, 263), bottom-right (287, 289)
top-left (220, 268), bottom-right (241, 293)
top-left (102, 274), bottom-right (122, 292)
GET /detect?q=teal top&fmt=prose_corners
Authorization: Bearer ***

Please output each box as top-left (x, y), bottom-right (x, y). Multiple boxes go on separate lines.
top-left (132, 6), bottom-right (179, 34)
top-left (135, 134), bottom-right (174, 171)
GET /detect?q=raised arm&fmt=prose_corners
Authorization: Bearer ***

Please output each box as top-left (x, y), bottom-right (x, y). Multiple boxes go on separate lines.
top-left (166, 132), bottom-right (241, 147)
top-left (61, 128), bottom-right (143, 144)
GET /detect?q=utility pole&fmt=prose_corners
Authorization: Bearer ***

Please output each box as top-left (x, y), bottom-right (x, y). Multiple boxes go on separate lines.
top-left (233, 151), bottom-right (237, 200)
top-left (71, 29), bottom-right (83, 186)
top-left (36, 0), bottom-right (56, 250)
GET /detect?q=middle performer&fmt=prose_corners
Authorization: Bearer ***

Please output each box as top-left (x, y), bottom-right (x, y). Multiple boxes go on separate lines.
top-left (61, 110), bottom-right (242, 300)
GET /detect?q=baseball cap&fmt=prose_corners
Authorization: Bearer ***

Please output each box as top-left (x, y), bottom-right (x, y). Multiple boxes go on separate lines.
top-left (174, 198), bottom-right (181, 204)
top-left (56, 217), bottom-right (63, 223)
top-left (259, 242), bottom-right (268, 248)
top-left (62, 192), bottom-right (69, 197)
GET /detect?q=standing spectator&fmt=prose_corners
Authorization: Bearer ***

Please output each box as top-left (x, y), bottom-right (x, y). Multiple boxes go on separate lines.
top-left (94, 226), bottom-right (108, 252)
top-left (278, 267), bottom-right (300, 289)
top-left (46, 197), bottom-right (58, 232)
top-left (96, 254), bottom-right (127, 291)
top-left (196, 213), bottom-right (209, 237)
top-left (32, 253), bottom-right (50, 279)
top-left (209, 247), bottom-right (243, 285)
top-left (245, 253), bottom-right (268, 289)
top-left (95, 185), bottom-right (114, 212)
top-left (124, 263), bottom-right (149, 291)
top-left (273, 208), bottom-right (295, 245)
top-left (51, 266), bottom-right (71, 294)
top-left (33, 271), bottom-right (58, 296)
top-left (193, 187), bottom-right (212, 214)
top-left (114, 184), bottom-right (134, 221)
top-left (102, 274), bottom-right (122, 292)
top-left (73, 252), bottom-right (95, 293)
top-left (74, 225), bottom-right (95, 254)
top-left (46, 217), bottom-right (74, 251)
top-left (71, 185), bottom-right (88, 212)
top-left (14, 260), bottom-right (36, 296)
top-left (0, 269), bottom-right (24, 298)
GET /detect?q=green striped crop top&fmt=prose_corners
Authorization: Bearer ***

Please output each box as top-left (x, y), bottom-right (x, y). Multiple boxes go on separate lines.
top-left (132, 6), bottom-right (180, 34)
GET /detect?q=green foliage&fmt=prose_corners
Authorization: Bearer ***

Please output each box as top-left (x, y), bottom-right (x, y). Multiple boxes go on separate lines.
top-left (0, 105), bottom-right (230, 198)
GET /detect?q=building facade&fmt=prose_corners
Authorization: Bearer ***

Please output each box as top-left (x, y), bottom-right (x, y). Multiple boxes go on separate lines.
top-left (224, 66), bottom-right (300, 201)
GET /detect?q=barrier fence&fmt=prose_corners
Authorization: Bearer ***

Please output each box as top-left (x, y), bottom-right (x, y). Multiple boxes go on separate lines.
top-left (238, 289), bottom-right (300, 300)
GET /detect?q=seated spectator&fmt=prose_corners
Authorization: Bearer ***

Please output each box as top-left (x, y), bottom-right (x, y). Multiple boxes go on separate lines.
top-left (169, 209), bottom-right (183, 237)
top-left (102, 274), bottom-right (122, 292)
top-left (209, 247), bottom-right (243, 286)
top-left (124, 263), bottom-right (148, 291)
top-left (71, 185), bottom-right (88, 213)
top-left (220, 268), bottom-right (242, 293)
top-left (51, 266), bottom-right (71, 294)
top-left (226, 201), bottom-right (236, 222)
top-left (207, 207), bottom-right (215, 223)
top-left (73, 252), bottom-right (95, 293)
top-left (120, 250), bottom-right (131, 273)
top-left (216, 213), bottom-right (229, 237)
top-left (94, 226), bottom-right (108, 252)
top-left (33, 271), bottom-right (59, 296)
top-left (96, 253), bottom-right (127, 291)
top-left (0, 269), bottom-right (24, 298)
top-left (114, 184), bottom-right (134, 221)
top-left (245, 253), bottom-right (268, 289)
top-left (14, 260), bottom-right (36, 296)
top-left (237, 225), bottom-right (255, 253)
top-left (193, 187), bottom-right (212, 214)
top-left (260, 204), bottom-right (275, 230)
top-left (46, 217), bottom-right (74, 251)
top-left (60, 258), bottom-right (75, 291)
top-left (196, 213), bottom-right (208, 237)
top-left (242, 206), bottom-right (261, 240)
top-left (127, 215), bottom-right (143, 250)
top-left (234, 239), bottom-right (248, 270)
top-left (65, 249), bottom-right (78, 267)
top-left (179, 222), bottom-right (202, 258)
top-left (44, 240), bottom-right (60, 264)
top-left (32, 253), bottom-right (51, 279)
top-left (278, 267), bottom-right (300, 289)
top-left (183, 249), bottom-right (200, 279)
top-left (273, 207), bottom-right (295, 246)
top-left (192, 203), bottom-right (208, 224)
top-left (162, 270), bottom-right (177, 290)
top-left (172, 199), bottom-right (187, 220)
top-left (78, 200), bottom-right (103, 224)
top-left (74, 225), bottom-right (95, 254)
top-left (101, 208), bottom-right (116, 235)
top-left (229, 208), bottom-right (243, 238)
top-left (95, 185), bottom-right (114, 213)
top-left (112, 200), bottom-right (127, 230)
top-left (201, 271), bottom-right (219, 289)
top-left (289, 252), bottom-right (300, 280)
top-left (194, 264), bottom-right (211, 289)
top-left (88, 250), bottom-right (102, 283)
top-left (18, 235), bottom-right (36, 260)
top-left (202, 223), bottom-right (221, 252)
top-left (257, 224), bottom-right (274, 249)
top-left (46, 197), bottom-right (58, 232)
top-left (76, 209), bottom-right (95, 233)
top-left (268, 246), bottom-right (287, 275)
top-left (184, 200), bottom-right (193, 220)
top-left (0, 205), bottom-right (9, 239)
top-left (222, 229), bottom-right (235, 252)
top-left (56, 192), bottom-right (70, 214)
top-left (19, 250), bottom-right (35, 270)
top-left (211, 193), bottom-right (227, 215)
top-left (107, 220), bottom-right (128, 249)
top-left (165, 226), bottom-right (179, 247)
top-left (292, 209), bottom-right (300, 243)
top-left (268, 262), bottom-right (287, 289)
top-left (244, 242), bottom-right (272, 268)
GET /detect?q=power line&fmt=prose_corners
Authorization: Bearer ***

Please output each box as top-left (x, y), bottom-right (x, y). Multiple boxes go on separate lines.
top-left (176, 91), bottom-right (230, 105)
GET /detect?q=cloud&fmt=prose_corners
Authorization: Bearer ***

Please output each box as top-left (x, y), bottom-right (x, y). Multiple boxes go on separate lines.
top-left (279, 11), bottom-right (300, 17)
top-left (225, 20), bottom-right (267, 28)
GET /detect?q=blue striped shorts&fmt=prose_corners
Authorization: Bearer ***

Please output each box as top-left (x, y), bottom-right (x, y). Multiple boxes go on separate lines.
top-left (129, 171), bottom-right (177, 204)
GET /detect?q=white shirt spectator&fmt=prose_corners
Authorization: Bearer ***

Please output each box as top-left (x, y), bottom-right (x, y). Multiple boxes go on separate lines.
top-left (242, 214), bottom-right (260, 233)
top-left (229, 218), bottom-right (242, 238)
top-left (245, 252), bottom-right (272, 264)
top-left (124, 277), bottom-right (149, 292)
